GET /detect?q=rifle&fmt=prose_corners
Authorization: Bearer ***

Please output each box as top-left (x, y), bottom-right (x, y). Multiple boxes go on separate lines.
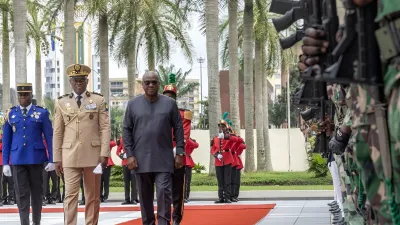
top-left (269, 0), bottom-right (312, 49)
top-left (301, 0), bottom-right (339, 81)
top-left (292, 80), bottom-right (334, 157)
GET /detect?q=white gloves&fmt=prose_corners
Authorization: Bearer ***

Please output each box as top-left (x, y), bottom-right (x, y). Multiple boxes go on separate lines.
top-left (3, 165), bottom-right (11, 177)
top-left (218, 132), bottom-right (224, 139)
top-left (93, 163), bottom-right (103, 174)
top-left (45, 163), bottom-right (56, 172)
top-left (173, 147), bottom-right (176, 157)
top-left (217, 154), bottom-right (223, 161)
top-left (123, 153), bottom-right (127, 159)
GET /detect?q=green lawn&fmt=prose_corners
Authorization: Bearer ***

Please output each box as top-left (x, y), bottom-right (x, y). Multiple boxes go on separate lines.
top-left (109, 185), bottom-right (333, 192)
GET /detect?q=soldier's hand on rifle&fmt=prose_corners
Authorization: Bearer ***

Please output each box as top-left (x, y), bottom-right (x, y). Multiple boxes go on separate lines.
top-left (298, 28), bottom-right (328, 71)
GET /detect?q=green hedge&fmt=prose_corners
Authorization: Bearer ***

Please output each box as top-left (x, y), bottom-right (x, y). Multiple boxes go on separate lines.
top-left (110, 166), bottom-right (332, 187)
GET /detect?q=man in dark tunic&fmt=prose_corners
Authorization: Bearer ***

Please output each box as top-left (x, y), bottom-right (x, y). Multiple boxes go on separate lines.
top-left (122, 71), bottom-right (185, 225)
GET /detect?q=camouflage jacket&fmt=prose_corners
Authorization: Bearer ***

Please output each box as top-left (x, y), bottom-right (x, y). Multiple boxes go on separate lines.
top-left (332, 84), bottom-right (349, 128)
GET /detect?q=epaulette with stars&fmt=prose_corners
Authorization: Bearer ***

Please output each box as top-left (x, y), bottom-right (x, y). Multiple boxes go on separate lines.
top-left (92, 92), bottom-right (103, 97)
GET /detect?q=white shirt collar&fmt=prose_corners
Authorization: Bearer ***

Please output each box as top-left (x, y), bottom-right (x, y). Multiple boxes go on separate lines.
top-left (20, 103), bottom-right (32, 112)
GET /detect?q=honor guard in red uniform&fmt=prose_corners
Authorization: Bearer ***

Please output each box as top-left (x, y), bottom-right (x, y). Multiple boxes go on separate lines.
top-left (210, 112), bottom-right (238, 203)
top-left (116, 137), bottom-right (138, 205)
top-left (184, 138), bottom-right (198, 202)
top-left (163, 73), bottom-right (192, 225)
top-left (225, 123), bottom-right (241, 202)
top-left (234, 141), bottom-right (246, 200)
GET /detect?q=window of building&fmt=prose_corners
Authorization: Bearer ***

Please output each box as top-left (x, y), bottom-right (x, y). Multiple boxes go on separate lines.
top-left (57, 68), bottom-right (60, 73)
top-left (57, 61), bottom-right (59, 66)
top-left (111, 82), bottom-right (123, 87)
top-left (50, 68), bottom-right (55, 73)
top-left (111, 89), bottom-right (123, 94)
top-left (275, 84), bottom-right (281, 89)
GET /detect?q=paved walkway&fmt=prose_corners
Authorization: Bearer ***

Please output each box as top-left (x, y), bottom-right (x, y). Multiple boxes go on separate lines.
top-left (257, 200), bottom-right (331, 225)
top-left (0, 200), bottom-right (333, 225)
top-left (106, 190), bottom-right (333, 202)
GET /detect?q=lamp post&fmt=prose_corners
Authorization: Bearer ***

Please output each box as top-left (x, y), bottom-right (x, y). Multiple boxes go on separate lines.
top-left (197, 57), bottom-right (205, 129)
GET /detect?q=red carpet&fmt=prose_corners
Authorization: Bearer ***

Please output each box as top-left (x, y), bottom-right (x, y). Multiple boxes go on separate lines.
top-left (117, 204), bottom-right (275, 225)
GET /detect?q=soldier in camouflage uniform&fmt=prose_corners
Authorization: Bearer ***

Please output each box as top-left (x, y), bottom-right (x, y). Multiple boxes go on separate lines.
top-left (297, 0), bottom-right (396, 223)
top-left (328, 83), bottom-right (350, 224)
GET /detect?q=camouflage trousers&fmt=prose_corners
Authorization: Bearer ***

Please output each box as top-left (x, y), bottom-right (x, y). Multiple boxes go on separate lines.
top-left (384, 62), bottom-right (400, 225)
top-left (350, 84), bottom-right (393, 225)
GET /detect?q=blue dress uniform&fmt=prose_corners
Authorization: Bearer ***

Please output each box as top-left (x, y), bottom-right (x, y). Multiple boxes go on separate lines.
top-left (2, 83), bottom-right (53, 225)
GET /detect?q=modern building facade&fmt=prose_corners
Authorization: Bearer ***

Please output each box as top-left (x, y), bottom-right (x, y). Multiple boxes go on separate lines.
top-left (176, 78), bottom-right (200, 127)
top-left (44, 57), bottom-right (61, 99)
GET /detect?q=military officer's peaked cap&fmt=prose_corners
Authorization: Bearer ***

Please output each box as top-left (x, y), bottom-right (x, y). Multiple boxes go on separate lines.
top-left (66, 64), bottom-right (91, 77)
top-left (16, 83), bottom-right (33, 93)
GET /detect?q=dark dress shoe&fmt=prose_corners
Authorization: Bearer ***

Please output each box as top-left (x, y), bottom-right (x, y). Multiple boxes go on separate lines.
top-left (42, 201), bottom-right (46, 206)
top-left (214, 199), bottom-right (224, 204)
top-left (8, 200), bottom-right (14, 205)
top-left (184, 199), bottom-right (189, 203)
top-left (79, 200), bottom-right (85, 206)
top-left (224, 198), bottom-right (232, 203)
top-left (172, 221), bottom-right (180, 225)
top-left (328, 201), bottom-right (337, 206)
top-left (0, 201), bottom-right (3, 206)
top-left (103, 199), bottom-right (108, 203)
top-left (230, 198), bottom-right (238, 202)
top-left (135, 199), bottom-right (140, 203)
top-left (47, 198), bottom-right (55, 204)
top-left (121, 201), bottom-right (131, 205)
top-left (131, 200), bottom-right (138, 205)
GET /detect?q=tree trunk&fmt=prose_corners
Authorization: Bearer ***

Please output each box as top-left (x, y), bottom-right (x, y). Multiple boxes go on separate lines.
top-left (243, 0), bottom-right (255, 172)
top-left (13, 0), bottom-right (27, 84)
top-left (99, 14), bottom-right (109, 103)
top-left (127, 50), bottom-right (136, 98)
top-left (2, 9), bottom-right (10, 110)
top-left (228, 0), bottom-right (240, 132)
top-left (205, 0), bottom-right (221, 175)
top-left (255, 40), bottom-right (265, 171)
top-left (63, 0), bottom-right (75, 94)
top-left (261, 43), bottom-right (272, 171)
top-left (35, 41), bottom-right (42, 105)
top-left (146, 34), bottom-right (155, 71)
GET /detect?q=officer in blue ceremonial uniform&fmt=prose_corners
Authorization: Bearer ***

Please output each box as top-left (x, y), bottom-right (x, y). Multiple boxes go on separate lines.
top-left (2, 83), bottom-right (55, 225)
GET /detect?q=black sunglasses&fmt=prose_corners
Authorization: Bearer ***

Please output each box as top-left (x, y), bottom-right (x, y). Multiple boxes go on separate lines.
top-left (143, 80), bottom-right (159, 86)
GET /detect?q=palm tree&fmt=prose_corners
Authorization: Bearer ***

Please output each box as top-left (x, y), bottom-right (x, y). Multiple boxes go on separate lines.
top-left (27, 1), bottom-right (54, 106)
top-left (157, 65), bottom-right (199, 97)
top-left (227, 0), bottom-right (240, 133)
top-left (1, 0), bottom-right (11, 110)
top-left (109, 0), bottom-right (192, 98)
top-left (242, 0), bottom-right (255, 172)
top-left (84, 0), bottom-right (110, 104)
top-left (43, 0), bottom-right (75, 94)
top-left (13, 0), bottom-right (28, 84)
top-left (204, 0), bottom-right (221, 175)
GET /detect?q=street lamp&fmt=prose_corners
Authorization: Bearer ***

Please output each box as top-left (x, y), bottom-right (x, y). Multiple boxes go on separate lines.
top-left (196, 57), bottom-right (205, 129)
top-left (196, 57), bottom-right (204, 112)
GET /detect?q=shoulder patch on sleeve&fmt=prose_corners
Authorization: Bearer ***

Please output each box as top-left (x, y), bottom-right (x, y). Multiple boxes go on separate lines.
top-left (184, 110), bottom-right (192, 121)
top-left (92, 92), bottom-right (103, 97)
